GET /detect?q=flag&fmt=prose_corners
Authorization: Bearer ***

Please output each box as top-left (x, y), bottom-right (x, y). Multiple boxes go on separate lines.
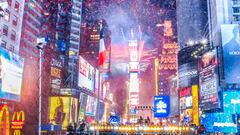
top-left (98, 29), bottom-right (105, 67)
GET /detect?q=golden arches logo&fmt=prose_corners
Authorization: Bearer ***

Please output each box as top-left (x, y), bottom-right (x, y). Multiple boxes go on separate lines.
top-left (0, 105), bottom-right (10, 135)
top-left (11, 111), bottom-right (25, 129)
top-left (13, 130), bottom-right (21, 135)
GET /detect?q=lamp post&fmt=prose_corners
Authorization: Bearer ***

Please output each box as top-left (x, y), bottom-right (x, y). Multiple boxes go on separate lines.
top-left (36, 38), bottom-right (47, 135)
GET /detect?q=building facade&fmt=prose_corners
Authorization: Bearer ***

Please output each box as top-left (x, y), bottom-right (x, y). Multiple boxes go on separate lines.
top-left (0, 0), bottom-right (25, 53)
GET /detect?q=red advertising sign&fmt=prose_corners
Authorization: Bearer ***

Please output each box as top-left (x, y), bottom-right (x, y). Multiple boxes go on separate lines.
top-left (179, 87), bottom-right (191, 98)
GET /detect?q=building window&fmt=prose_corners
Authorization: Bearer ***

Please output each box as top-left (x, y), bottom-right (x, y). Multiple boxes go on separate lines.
top-left (234, 15), bottom-right (240, 21)
top-left (8, 45), bottom-right (14, 52)
top-left (7, 0), bottom-right (12, 7)
top-left (11, 30), bottom-right (16, 41)
top-left (233, 0), bottom-right (240, 5)
top-left (3, 25), bottom-right (8, 36)
top-left (1, 40), bottom-right (7, 48)
top-left (12, 15), bottom-right (18, 26)
top-left (233, 7), bottom-right (240, 13)
top-left (14, 1), bottom-right (20, 12)
top-left (4, 10), bottom-right (10, 21)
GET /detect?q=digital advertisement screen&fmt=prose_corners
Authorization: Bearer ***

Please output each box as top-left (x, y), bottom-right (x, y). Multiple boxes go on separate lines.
top-left (202, 113), bottom-right (237, 133)
top-left (0, 48), bottom-right (24, 101)
top-left (199, 50), bottom-right (220, 111)
top-left (49, 97), bottom-right (78, 130)
top-left (154, 96), bottom-right (170, 118)
top-left (221, 24), bottom-right (240, 84)
top-left (169, 76), bottom-right (179, 116)
top-left (185, 96), bottom-right (192, 108)
top-left (85, 96), bottom-right (97, 116)
top-left (201, 91), bottom-right (240, 133)
top-left (78, 56), bottom-right (95, 92)
top-left (78, 93), bottom-right (87, 120)
top-left (179, 97), bottom-right (186, 110)
top-left (50, 58), bottom-right (63, 93)
top-left (178, 62), bottom-right (198, 87)
top-left (223, 91), bottom-right (240, 114)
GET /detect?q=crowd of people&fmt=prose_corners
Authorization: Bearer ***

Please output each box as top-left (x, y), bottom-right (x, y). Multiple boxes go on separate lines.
top-left (66, 120), bottom-right (88, 135)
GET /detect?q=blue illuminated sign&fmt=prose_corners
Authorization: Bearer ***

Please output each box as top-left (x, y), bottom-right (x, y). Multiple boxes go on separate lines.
top-left (201, 91), bottom-right (240, 133)
top-left (154, 96), bottom-right (170, 118)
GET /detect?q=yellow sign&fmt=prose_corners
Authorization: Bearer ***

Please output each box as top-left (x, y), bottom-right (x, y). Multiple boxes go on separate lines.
top-left (51, 67), bottom-right (61, 78)
top-left (154, 58), bottom-right (159, 96)
top-left (11, 111), bottom-right (25, 129)
top-left (13, 130), bottom-right (21, 135)
top-left (192, 85), bottom-right (199, 126)
top-left (0, 105), bottom-right (10, 135)
top-left (49, 97), bottom-right (78, 130)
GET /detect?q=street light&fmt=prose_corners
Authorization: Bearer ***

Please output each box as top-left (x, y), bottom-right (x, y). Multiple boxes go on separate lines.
top-left (36, 38), bottom-right (47, 135)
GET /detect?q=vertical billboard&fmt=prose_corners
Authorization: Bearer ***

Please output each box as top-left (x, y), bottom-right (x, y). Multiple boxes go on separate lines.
top-left (49, 97), bottom-right (78, 130)
top-left (50, 58), bottom-right (63, 93)
top-left (78, 93), bottom-right (87, 120)
top-left (192, 85), bottom-right (199, 126)
top-left (199, 49), bottom-right (220, 110)
top-left (129, 73), bottom-right (139, 108)
top-left (85, 96), bottom-right (97, 116)
top-left (78, 56), bottom-right (95, 92)
top-left (0, 48), bottom-right (24, 101)
top-left (169, 75), bottom-right (179, 116)
top-left (221, 24), bottom-right (240, 84)
top-left (154, 96), bottom-right (170, 118)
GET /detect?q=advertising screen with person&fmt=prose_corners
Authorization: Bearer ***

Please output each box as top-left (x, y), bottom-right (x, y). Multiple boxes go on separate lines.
top-left (221, 24), bottom-right (240, 84)
top-left (49, 97), bottom-right (78, 129)
top-left (199, 50), bottom-right (220, 110)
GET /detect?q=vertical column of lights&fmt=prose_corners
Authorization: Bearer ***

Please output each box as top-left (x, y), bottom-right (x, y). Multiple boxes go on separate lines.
top-left (159, 20), bottom-right (178, 74)
top-left (128, 34), bottom-right (139, 123)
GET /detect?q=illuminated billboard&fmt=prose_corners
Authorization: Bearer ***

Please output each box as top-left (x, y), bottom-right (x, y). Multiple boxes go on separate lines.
top-left (201, 91), bottom-right (240, 133)
top-left (0, 48), bottom-right (24, 101)
top-left (78, 56), bottom-right (95, 92)
top-left (129, 73), bottom-right (139, 92)
top-left (49, 97), bottom-right (78, 130)
top-left (154, 96), bottom-right (170, 118)
top-left (221, 24), bottom-right (240, 84)
top-left (85, 96), bottom-right (97, 116)
top-left (129, 73), bottom-right (139, 107)
top-left (199, 50), bottom-right (220, 110)
top-left (178, 62), bottom-right (198, 87)
top-left (50, 58), bottom-right (63, 93)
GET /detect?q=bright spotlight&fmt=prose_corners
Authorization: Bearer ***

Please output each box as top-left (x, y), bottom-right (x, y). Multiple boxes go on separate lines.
top-left (201, 38), bottom-right (208, 45)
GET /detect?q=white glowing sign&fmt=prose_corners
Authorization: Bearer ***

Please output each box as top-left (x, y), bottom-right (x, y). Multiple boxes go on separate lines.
top-left (130, 50), bottom-right (138, 62)
top-left (129, 40), bottom-right (138, 47)
top-left (129, 73), bottom-right (139, 92)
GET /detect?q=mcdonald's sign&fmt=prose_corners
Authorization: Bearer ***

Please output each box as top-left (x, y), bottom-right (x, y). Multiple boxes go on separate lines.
top-left (11, 111), bottom-right (25, 129)
top-left (13, 130), bottom-right (21, 135)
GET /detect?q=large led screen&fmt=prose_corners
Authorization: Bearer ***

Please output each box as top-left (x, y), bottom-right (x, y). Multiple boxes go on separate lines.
top-left (78, 56), bottom-right (95, 92)
top-left (178, 62), bottom-right (198, 87)
top-left (199, 50), bottom-right (220, 110)
top-left (49, 97), bottom-right (78, 130)
top-left (0, 48), bottom-right (24, 101)
top-left (221, 24), bottom-right (240, 84)
top-left (201, 91), bottom-right (240, 133)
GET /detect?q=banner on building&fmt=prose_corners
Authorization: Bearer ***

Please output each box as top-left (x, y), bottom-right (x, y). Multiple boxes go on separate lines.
top-left (154, 96), bottom-right (170, 118)
top-left (221, 24), bottom-right (240, 85)
top-left (199, 49), bottom-right (220, 111)
top-left (0, 48), bottom-right (24, 101)
top-left (49, 97), bottom-right (78, 129)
